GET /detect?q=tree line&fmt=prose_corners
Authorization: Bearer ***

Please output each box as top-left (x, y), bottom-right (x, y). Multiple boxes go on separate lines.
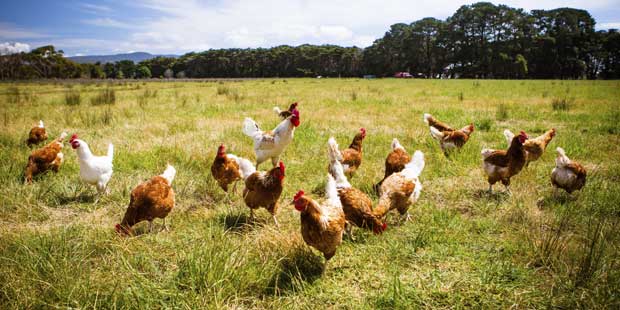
top-left (1, 2), bottom-right (619, 80)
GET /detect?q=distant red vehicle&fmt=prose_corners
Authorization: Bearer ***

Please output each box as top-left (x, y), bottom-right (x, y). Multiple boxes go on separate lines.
top-left (394, 72), bottom-right (413, 78)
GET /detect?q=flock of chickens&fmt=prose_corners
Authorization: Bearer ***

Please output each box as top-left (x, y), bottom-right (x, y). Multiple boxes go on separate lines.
top-left (23, 103), bottom-right (587, 261)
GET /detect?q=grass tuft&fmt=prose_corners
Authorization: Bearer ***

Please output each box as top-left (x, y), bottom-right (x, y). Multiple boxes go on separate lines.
top-left (90, 88), bottom-right (116, 105)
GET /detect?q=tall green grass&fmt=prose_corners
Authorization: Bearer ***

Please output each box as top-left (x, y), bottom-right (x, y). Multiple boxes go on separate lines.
top-left (0, 79), bottom-right (619, 309)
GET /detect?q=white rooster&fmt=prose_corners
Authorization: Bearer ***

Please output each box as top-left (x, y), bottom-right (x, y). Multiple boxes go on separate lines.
top-left (70, 134), bottom-right (114, 200)
top-left (242, 107), bottom-right (300, 168)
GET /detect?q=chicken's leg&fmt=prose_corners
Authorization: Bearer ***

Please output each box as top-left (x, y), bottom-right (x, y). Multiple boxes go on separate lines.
top-left (400, 212), bottom-right (411, 223)
top-left (162, 218), bottom-right (169, 231)
top-left (249, 209), bottom-right (255, 222)
top-left (148, 220), bottom-right (154, 233)
top-left (271, 156), bottom-right (280, 167)
top-left (345, 222), bottom-right (354, 240)
top-left (272, 215), bottom-right (279, 228)
top-left (487, 184), bottom-right (493, 194)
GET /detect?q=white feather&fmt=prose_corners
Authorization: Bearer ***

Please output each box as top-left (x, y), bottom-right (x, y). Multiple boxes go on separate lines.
top-left (38, 120), bottom-right (44, 128)
top-left (391, 138), bottom-right (405, 151)
top-left (107, 143), bottom-right (114, 160)
top-left (327, 137), bottom-right (343, 162)
top-left (242, 117), bottom-right (261, 138)
top-left (555, 147), bottom-right (571, 168)
top-left (481, 148), bottom-right (495, 159)
top-left (429, 126), bottom-right (444, 141)
top-left (233, 154), bottom-right (256, 180)
top-left (73, 139), bottom-right (114, 191)
top-left (160, 164), bottom-right (176, 185)
top-left (423, 113), bottom-right (432, 125)
top-left (503, 129), bottom-right (515, 145)
top-left (401, 151), bottom-right (425, 180)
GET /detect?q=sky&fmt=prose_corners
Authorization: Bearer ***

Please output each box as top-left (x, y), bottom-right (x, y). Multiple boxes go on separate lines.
top-left (1, 0), bottom-right (619, 56)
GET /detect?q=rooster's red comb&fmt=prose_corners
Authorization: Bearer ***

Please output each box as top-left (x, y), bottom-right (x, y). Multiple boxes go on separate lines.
top-left (294, 190), bottom-right (305, 201)
top-left (279, 161), bottom-right (285, 173)
top-left (292, 108), bottom-right (299, 118)
top-left (360, 128), bottom-right (366, 135)
top-left (69, 134), bottom-right (78, 142)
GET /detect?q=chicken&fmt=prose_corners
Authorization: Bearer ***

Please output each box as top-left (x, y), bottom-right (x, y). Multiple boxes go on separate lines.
top-left (273, 102), bottom-right (298, 119)
top-left (238, 157), bottom-right (286, 226)
top-left (327, 128), bottom-right (366, 178)
top-left (242, 107), bottom-right (300, 168)
top-left (374, 138), bottom-right (411, 193)
top-left (424, 113), bottom-right (474, 154)
top-left (504, 128), bottom-right (556, 165)
top-left (481, 131), bottom-right (528, 193)
top-left (115, 165), bottom-right (176, 236)
top-left (26, 120), bottom-right (48, 146)
top-left (292, 174), bottom-right (346, 260)
top-left (551, 147), bottom-right (587, 194)
top-left (374, 150), bottom-right (425, 222)
top-left (70, 134), bottom-right (114, 198)
top-left (327, 137), bottom-right (386, 237)
top-left (24, 131), bottom-right (67, 183)
top-left (210, 144), bottom-right (243, 194)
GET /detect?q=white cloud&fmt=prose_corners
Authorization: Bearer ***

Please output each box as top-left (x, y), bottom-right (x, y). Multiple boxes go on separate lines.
top-left (9, 0), bottom-right (619, 55)
top-left (0, 22), bottom-right (48, 40)
top-left (123, 0), bottom-right (617, 53)
top-left (82, 18), bottom-right (132, 28)
top-left (598, 22), bottom-right (620, 29)
top-left (80, 3), bottom-right (113, 13)
top-left (0, 42), bottom-right (30, 55)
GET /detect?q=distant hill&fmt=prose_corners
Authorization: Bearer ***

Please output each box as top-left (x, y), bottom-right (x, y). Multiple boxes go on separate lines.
top-left (68, 52), bottom-right (178, 64)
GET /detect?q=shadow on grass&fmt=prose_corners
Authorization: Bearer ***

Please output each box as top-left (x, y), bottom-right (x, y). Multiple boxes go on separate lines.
top-left (55, 192), bottom-right (96, 204)
top-left (220, 212), bottom-right (255, 233)
top-left (473, 189), bottom-right (510, 203)
top-left (266, 246), bottom-right (325, 294)
top-left (536, 192), bottom-right (577, 209)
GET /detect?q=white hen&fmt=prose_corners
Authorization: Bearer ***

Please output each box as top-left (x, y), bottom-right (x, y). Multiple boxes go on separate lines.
top-left (70, 134), bottom-right (114, 196)
top-left (242, 107), bottom-right (300, 168)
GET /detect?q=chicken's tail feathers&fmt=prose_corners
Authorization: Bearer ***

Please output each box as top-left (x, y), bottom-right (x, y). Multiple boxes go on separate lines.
top-left (503, 129), bottom-right (515, 145)
top-left (391, 138), bottom-right (405, 151)
top-left (325, 174), bottom-right (341, 207)
top-left (329, 158), bottom-right (351, 189)
top-left (481, 148), bottom-right (495, 158)
top-left (429, 126), bottom-right (444, 141)
top-left (423, 113), bottom-right (432, 125)
top-left (107, 143), bottom-right (114, 160)
top-left (236, 156), bottom-right (256, 180)
top-left (555, 147), bottom-right (571, 167)
top-left (39, 120), bottom-right (44, 128)
top-left (402, 150), bottom-right (425, 179)
top-left (242, 117), bottom-right (260, 137)
top-left (161, 164), bottom-right (177, 185)
top-left (273, 106), bottom-right (282, 115)
top-left (327, 137), bottom-right (343, 163)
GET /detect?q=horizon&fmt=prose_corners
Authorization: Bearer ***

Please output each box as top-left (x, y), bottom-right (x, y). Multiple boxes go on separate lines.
top-left (1, 0), bottom-right (619, 57)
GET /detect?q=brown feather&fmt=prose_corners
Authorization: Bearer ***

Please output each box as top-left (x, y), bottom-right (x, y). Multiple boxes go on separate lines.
top-left (26, 127), bottom-right (48, 146)
top-left (243, 167), bottom-right (283, 215)
top-left (297, 196), bottom-right (346, 260)
top-left (24, 135), bottom-right (64, 183)
top-left (426, 115), bottom-right (454, 132)
top-left (211, 154), bottom-right (241, 192)
top-left (118, 176), bottom-right (175, 234)
top-left (338, 187), bottom-right (384, 232)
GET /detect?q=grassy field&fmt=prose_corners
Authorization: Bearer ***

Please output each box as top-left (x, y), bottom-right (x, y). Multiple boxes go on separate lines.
top-left (0, 79), bottom-right (619, 309)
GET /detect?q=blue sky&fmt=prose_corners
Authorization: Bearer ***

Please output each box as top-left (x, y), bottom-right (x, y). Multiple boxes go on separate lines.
top-left (1, 0), bottom-right (619, 56)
